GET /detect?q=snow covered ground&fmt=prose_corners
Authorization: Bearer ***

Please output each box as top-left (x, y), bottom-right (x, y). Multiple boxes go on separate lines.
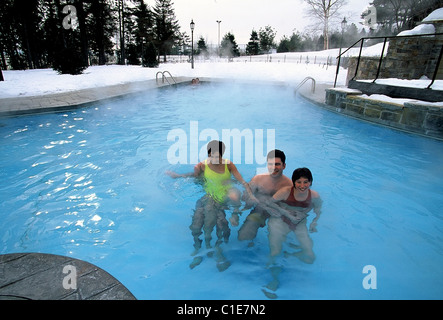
top-left (0, 48), bottom-right (441, 101)
top-left (0, 55), bottom-right (344, 99)
top-left (0, 44), bottom-right (391, 99)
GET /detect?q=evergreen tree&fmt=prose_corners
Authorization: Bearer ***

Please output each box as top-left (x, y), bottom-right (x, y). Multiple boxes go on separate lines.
top-left (123, 5), bottom-right (139, 65)
top-left (73, 0), bottom-right (89, 67)
top-left (88, 0), bottom-right (115, 65)
top-left (4, 0), bottom-right (46, 69)
top-left (0, 0), bottom-right (27, 70)
top-left (51, 0), bottom-right (87, 75)
top-left (134, 0), bottom-right (155, 66)
top-left (142, 41), bottom-right (159, 67)
top-left (52, 37), bottom-right (88, 75)
top-left (153, 0), bottom-right (180, 63)
top-left (114, 0), bottom-right (127, 64)
top-left (277, 32), bottom-right (303, 53)
top-left (41, 0), bottom-right (62, 68)
top-left (246, 30), bottom-right (259, 55)
top-left (177, 31), bottom-right (190, 56)
top-left (259, 26), bottom-right (276, 54)
top-left (220, 32), bottom-right (240, 61)
top-left (197, 36), bottom-right (208, 58)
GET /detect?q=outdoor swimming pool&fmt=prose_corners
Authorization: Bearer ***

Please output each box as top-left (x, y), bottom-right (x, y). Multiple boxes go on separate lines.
top-left (1, 82), bottom-right (442, 300)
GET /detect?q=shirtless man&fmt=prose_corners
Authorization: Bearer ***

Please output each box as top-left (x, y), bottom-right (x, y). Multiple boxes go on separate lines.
top-left (234, 150), bottom-right (293, 244)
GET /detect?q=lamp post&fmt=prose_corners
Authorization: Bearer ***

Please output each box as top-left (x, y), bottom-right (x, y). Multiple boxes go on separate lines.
top-left (216, 20), bottom-right (222, 57)
top-left (334, 17), bottom-right (347, 88)
top-left (190, 19), bottom-right (195, 69)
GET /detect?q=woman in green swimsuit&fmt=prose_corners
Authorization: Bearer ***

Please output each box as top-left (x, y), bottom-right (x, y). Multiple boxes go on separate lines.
top-left (167, 140), bottom-right (258, 270)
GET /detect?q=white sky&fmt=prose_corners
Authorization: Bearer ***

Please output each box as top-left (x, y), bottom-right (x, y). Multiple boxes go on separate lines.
top-left (145, 0), bottom-right (373, 45)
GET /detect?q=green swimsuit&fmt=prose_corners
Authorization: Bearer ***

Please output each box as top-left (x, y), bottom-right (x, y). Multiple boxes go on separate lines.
top-left (203, 159), bottom-right (231, 203)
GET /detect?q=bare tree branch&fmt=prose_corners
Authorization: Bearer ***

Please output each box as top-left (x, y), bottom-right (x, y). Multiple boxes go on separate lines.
top-left (304, 0), bottom-right (348, 50)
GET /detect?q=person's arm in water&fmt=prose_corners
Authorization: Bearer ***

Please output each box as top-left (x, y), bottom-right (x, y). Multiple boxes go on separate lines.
top-left (259, 187), bottom-right (308, 224)
top-left (166, 162), bottom-right (204, 179)
top-left (227, 161), bottom-right (258, 204)
top-left (308, 191), bottom-right (322, 232)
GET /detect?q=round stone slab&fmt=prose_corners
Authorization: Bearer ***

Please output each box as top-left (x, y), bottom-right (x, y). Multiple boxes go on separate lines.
top-left (0, 253), bottom-right (136, 300)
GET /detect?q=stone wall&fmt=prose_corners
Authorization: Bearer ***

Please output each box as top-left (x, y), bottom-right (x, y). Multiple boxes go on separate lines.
top-left (384, 37), bottom-right (443, 79)
top-left (346, 57), bottom-right (379, 85)
top-left (325, 88), bottom-right (443, 140)
top-left (346, 36), bottom-right (443, 84)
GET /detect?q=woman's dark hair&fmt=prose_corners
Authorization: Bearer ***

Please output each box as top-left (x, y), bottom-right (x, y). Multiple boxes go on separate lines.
top-left (292, 168), bottom-right (313, 186)
top-left (267, 149), bottom-right (286, 164)
top-left (207, 140), bottom-right (226, 156)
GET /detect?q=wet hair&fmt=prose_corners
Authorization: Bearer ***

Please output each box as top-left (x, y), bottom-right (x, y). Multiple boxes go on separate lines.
top-left (267, 149), bottom-right (286, 164)
top-left (207, 140), bottom-right (226, 156)
top-left (291, 168), bottom-right (313, 186)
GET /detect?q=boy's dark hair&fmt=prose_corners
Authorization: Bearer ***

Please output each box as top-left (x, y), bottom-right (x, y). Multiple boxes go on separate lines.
top-left (207, 140), bottom-right (226, 156)
top-left (292, 168), bottom-right (313, 186)
top-left (267, 149), bottom-right (286, 164)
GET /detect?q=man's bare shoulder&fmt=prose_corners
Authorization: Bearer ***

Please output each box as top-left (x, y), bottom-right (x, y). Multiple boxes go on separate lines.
top-left (250, 173), bottom-right (270, 183)
top-left (281, 175), bottom-right (293, 185)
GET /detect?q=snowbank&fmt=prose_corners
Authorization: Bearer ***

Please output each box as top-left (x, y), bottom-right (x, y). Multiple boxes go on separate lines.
top-left (1, 43), bottom-right (395, 99)
top-left (359, 78), bottom-right (443, 91)
top-left (398, 24), bottom-right (436, 37)
top-left (0, 60), bottom-right (347, 99)
top-left (423, 7), bottom-right (443, 23)
top-left (360, 94), bottom-right (417, 105)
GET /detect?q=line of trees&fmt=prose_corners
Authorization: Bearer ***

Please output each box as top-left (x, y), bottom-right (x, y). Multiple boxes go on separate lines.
top-left (0, 0), bottom-right (183, 74)
top-left (276, 0), bottom-right (443, 53)
top-left (1, 0), bottom-right (442, 76)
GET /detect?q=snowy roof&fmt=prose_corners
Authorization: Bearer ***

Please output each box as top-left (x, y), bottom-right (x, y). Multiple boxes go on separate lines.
top-left (423, 7), bottom-right (443, 23)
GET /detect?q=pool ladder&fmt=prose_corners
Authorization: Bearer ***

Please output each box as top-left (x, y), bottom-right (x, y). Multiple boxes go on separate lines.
top-left (295, 77), bottom-right (316, 94)
top-left (156, 71), bottom-right (177, 86)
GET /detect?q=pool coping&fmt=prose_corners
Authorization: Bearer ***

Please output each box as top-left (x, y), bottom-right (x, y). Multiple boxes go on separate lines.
top-left (0, 253), bottom-right (136, 300)
top-left (0, 77), bottom-right (194, 117)
top-left (298, 85), bottom-right (443, 141)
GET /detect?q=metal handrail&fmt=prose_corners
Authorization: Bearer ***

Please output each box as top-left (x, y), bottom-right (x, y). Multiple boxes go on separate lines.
top-left (335, 32), bottom-right (443, 88)
top-left (295, 77), bottom-right (316, 94)
top-left (156, 71), bottom-right (177, 85)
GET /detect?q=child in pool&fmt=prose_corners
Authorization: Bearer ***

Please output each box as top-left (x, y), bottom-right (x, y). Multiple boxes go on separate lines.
top-left (266, 167), bottom-right (322, 262)
top-left (260, 167), bottom-right (322, 297)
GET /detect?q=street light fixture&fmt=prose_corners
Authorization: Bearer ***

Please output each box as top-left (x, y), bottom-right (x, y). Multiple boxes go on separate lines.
top-left (341, 17), bottom-right (348, 33)
top-left (334, 17), bottom-right (348, 87)
top-left (190, 20), bottom-right (195, 69)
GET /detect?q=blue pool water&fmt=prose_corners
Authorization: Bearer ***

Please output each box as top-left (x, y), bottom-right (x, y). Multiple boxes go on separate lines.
top-left (1, 83), bottom-right (442, 300)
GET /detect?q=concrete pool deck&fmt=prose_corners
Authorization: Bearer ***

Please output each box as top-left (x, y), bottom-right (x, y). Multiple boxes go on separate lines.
top-left (0, 77), bottom-right (192, 116)
top-left (0, 76), bottom-right (331, 117)
top-left (0, 253), bottom-right (136, 300)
